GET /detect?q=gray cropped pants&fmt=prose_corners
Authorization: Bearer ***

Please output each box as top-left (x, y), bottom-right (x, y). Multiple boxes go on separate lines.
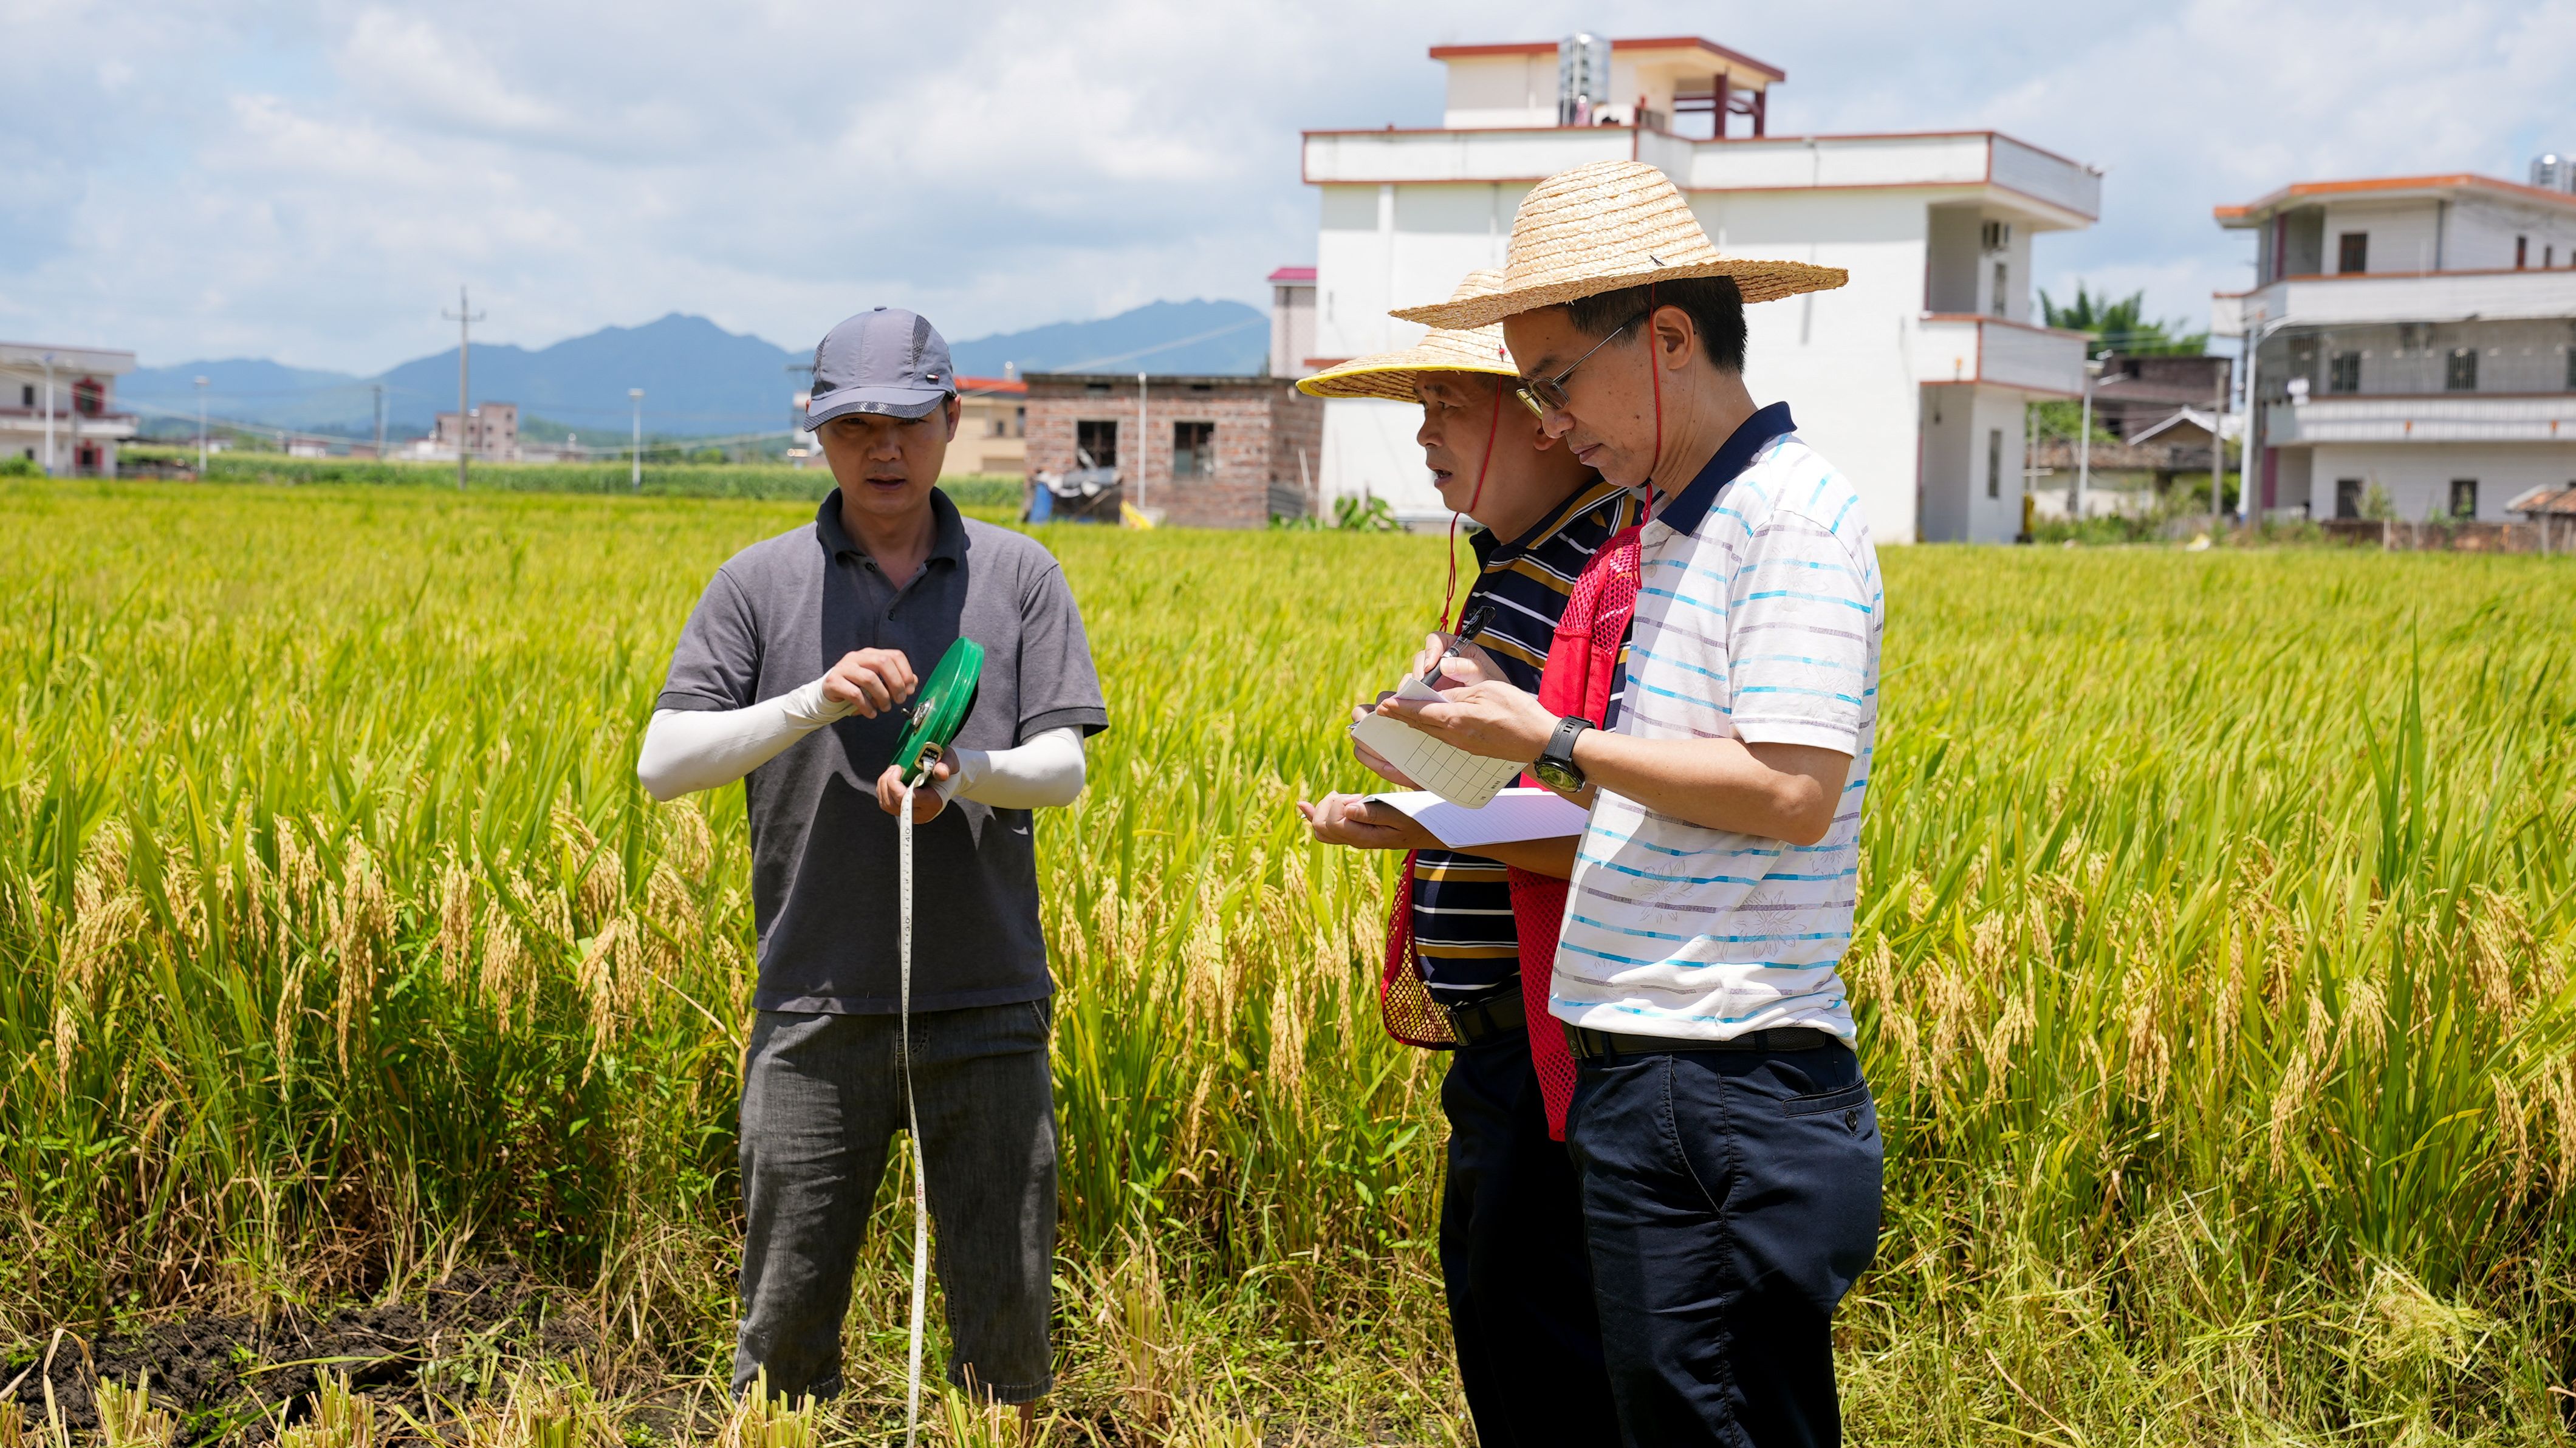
top-left (732, 999), bottom-right (1057, 1404)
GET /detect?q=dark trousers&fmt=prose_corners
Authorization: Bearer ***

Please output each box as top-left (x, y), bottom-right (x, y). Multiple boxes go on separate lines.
top-left (733, 1000), bottom-right (1057, 1404)
top-left (1440, 1032), bottom-right (1622, 1447)
top-left (1565, 1042), bottom-right (1883, 1448)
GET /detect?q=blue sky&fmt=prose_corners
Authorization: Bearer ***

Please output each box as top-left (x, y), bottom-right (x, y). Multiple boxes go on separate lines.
top-left (5, 0), bottom-right (2572, 374)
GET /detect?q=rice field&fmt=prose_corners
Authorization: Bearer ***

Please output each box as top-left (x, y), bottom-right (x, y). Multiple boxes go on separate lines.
top-left (4, 479), bottom-right (2574, 1446)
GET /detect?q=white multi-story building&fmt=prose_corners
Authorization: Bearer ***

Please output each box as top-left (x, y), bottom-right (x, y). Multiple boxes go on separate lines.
top-left (2213, 172), bottom-right (2576, 524)
top-left (1, 341), bottom-right (138, 476)
top-left (1298, 34), bottom-right (2102, 542)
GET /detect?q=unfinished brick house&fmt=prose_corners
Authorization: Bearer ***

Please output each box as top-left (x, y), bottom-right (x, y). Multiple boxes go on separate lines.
top-left (1022, 373), bottom-right (1323, 528)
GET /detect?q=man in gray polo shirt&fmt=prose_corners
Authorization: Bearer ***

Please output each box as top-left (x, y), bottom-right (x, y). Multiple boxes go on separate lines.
top-left (637, 307), bottom-right (1108, 1416)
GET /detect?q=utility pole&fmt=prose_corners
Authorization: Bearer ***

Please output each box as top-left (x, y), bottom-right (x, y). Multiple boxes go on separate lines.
top-left (2075, 356), bottom-right (2100, 522)
top-left (1136, 371), bottom-right (1149, 517)
top-left (2238, 330), bottom-right (2258, 526)
top-left (195, 376), bottom-right (209, 473)
top-left (2210, 359), bottom-right (2228, 534)
top-left (442, 285), bottom-right (485, 490)
top-left (372, 383), bottom-right (386, 459)
top-left (39, 353), bottom-right (55, 477)
top-left (629, 388), bottom-right (644, 491)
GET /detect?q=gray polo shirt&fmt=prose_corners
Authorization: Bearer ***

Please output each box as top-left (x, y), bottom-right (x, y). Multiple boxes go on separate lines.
top-left (656, 488), bottom-right (1108, 1014)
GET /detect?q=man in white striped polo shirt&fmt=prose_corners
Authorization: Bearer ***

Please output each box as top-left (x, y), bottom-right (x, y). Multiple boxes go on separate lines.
top-left (1382, 160), bottom-right (1884, 1446)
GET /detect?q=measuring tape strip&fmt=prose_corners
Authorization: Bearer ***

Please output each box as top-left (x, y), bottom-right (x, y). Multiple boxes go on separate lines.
top-left (886, 636), bottom-right (982, 1447)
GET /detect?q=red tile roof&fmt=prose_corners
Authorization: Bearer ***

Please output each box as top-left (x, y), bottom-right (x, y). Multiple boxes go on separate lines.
top-left (957, 376), bottom-right (1026, 395)
top-left (1267, 266), bottom-right (1317, 283)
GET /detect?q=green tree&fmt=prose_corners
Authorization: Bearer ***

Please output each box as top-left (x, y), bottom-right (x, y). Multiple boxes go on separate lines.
top-left (2040, 284), bottom-right (2208, 357)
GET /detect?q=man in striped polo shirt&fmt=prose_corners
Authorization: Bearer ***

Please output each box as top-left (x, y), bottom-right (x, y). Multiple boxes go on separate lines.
top-left (1293, 270), bottom-right (1628, 1446)
top-left (1386, 162), bottom-right (1885, 1446)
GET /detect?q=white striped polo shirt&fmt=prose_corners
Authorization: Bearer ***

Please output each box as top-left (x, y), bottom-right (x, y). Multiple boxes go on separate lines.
top-left (1550, 403), bottom-right (1883, 1042)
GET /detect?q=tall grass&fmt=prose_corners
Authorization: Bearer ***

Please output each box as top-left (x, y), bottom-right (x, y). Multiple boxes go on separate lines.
top-left (4, 480), bottom-right (2573, 1441)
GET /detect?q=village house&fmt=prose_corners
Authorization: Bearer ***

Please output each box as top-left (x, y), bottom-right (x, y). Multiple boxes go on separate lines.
top-left (420, 402), bottom-right (521, 462)
top-left (1, 340), bottom-right (138, 476)
top-left (2214, 171), bottom-right (2576, 524)
top-left (1021, 372), bottom-right (1322, 528)
top-left (1298, 33), bottom-right (2103, 542)
top-left (945, 375), bottom-right (1028, 477)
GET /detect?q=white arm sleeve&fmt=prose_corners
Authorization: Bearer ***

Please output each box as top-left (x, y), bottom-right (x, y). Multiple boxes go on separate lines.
top-left (635, 679), bottom-right (851, 802)
top-left (934, 726), bottom-right (1087, 810)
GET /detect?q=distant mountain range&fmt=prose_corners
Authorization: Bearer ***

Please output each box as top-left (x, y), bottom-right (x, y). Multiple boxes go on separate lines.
top-left (123, 300), bottom-right (1271, 442)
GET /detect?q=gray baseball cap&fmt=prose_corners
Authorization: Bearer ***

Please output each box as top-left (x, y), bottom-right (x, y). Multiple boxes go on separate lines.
top-left (804, 307), bottom-right (956, 426)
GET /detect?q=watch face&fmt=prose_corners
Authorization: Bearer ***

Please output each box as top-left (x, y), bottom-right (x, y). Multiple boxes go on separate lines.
top-left (1532, 757), bottom-right (1581, 793)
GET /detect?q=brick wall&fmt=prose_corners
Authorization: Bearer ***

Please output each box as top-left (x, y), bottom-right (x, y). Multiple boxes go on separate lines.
top-left (1024, 375), bottom-right (1319, 528)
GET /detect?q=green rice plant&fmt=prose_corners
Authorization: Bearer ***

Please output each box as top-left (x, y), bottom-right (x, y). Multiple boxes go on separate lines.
top-left (91, 1374), bottom-right (173, 1448)
top-left (717, 1368), bottom-right (816, 1448)
top-left (2, 480), bottom-right (2572, 1441)
top-left (275, 1371), bottom-right (370, 1448)
top-left (460, 1371), bottom-right (614, 1448)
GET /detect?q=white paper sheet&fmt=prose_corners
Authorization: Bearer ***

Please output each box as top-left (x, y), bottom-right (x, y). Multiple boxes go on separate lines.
top-left (1363, 787), bottom-right (1591, 849)
top-left (1347, 674), bottom-right (1526, 808)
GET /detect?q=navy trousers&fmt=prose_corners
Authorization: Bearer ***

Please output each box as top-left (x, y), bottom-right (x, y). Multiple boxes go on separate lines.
top-left (1439, 1031), bottom-right (1622, 1447)
top-left (1564, 1041), bottom-right (1883, 1448)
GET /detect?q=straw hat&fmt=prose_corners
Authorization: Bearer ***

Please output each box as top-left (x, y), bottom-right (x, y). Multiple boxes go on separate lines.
top-left (1391, 160), bottom-right (1846, 331)
top-left (1295, 270), bottom-right (1519, 403)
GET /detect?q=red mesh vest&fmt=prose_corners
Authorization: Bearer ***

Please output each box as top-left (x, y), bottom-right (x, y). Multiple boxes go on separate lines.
top-left (1377, 522), bottom-right (1643, 1139)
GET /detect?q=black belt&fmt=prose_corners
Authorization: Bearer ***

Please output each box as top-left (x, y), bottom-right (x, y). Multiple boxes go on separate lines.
top-left (1446, 990), bottom-right (1527, 1048)
top-left (1564, 1024), bottom-right (1843, 1059)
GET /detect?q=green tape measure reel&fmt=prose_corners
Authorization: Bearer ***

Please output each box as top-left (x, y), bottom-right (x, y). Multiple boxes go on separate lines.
top-left (888, 637), bottom-right (984, 787)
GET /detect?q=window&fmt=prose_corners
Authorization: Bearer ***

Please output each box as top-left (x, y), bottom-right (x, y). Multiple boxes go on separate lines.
top-left (2445, 347), bottom-right (2479, 391)
top-left (2567, 346), bottom-right (2576, 391)
top-left (1013, 405), bottom-right (1026, 437)
top-left (1990, 262), bottom-right (2009, 318)
top-left (1075, 419), bottom-right (1118, 470)
top-left (1986, 428), bottom-right (2002, 499)
top-left (2516, 236), bottom-right (2529, 270)
top-left (1981, 220), bottom-right (2012, 250)
top-left (17, 384), bottom-right (30, 408)
top-left (2449, 479), bottom-right (2478, 519)
top-left (72, 378), bottom-right (103, 417)
top-left (1172, 420), bottom-right (1215, 479)
top-left (2335, 478), bottom-right (2363, 519)
top-left (2337, 232), bottom-right (2368, 274)
top-left (2328, 352), bottom-right (2362, 394)
top-left (988, 417), bottom-right (1007, 437)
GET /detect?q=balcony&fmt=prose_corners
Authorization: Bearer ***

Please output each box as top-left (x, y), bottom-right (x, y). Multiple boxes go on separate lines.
top-left (0, 406), bottom-right (139, 438)
top-left (2218, 268), bottom-right (2576, 330)
top-left (1304, 127), bottom-right (2100, 224)
top-left (2263, 393), bottom-right (2576, 445)
top-left (1913, 314), bottom-right (2088, 395)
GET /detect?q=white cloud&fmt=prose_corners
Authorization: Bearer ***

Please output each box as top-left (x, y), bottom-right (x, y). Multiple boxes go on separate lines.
top-left (3, 0), bottom-right (2571, 372)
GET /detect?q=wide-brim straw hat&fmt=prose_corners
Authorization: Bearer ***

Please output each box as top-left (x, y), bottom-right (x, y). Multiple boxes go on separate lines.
top-left (1391, 160), bottom-right (1846, 330)
top-left (1296, 270), bottom-right (1518, 403)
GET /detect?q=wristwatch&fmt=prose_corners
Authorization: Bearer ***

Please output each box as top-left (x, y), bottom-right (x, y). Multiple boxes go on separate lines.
top-left (1532, 715), bottom-right (1594, 793)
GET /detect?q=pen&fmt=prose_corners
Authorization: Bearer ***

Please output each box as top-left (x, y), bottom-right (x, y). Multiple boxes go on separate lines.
top-left (1425, 603), bottom-right (1495, 687)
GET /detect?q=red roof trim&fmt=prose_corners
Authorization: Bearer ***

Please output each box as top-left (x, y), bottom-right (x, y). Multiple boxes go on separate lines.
top-left (1267, 266), bottom-right (1317, 282)
top-left (1425, 36), bottom-right (1784, 83)
top-left (2216, 172), bottom-right (2576, 220)
top-left (957, 377), bottom-right (1027, 394)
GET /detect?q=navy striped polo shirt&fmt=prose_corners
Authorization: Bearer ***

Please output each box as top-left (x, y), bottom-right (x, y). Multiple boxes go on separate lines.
top-left (1411, 476), bottom-right (1642, 1007)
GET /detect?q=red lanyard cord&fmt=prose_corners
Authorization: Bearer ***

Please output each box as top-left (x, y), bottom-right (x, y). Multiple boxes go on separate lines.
top-left (1440, 379), bottom-right (1506, 632)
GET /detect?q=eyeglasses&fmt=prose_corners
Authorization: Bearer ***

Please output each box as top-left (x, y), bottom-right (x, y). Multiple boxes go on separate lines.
top-left (1514, 313), bottom-right (1647, 420)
